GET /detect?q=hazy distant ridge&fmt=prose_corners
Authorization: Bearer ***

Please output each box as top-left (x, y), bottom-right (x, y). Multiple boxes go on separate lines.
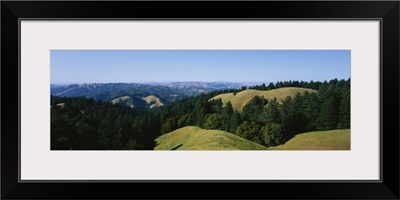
top-left (50, 82), bottom-right (249, 109)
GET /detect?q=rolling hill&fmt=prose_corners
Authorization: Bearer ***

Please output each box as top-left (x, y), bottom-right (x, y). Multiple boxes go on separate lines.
top-left (142, 95), bottom-right (165, 109)
top-left (270, 129), bottom-right (350, 150)
top-left (110, 95), bottom-right (135, 108)
top-left (109, 95), bottom-right (166, 109)
top-left (209, 87), bottom-right (316, 110)
top-left (154, 126), bottom-right (268, 150)
top-left (155, 127), bottom-right (350, 150)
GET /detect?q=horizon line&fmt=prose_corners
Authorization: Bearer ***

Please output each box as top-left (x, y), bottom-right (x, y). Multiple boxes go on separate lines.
top-left (51, 78), bottom-right (350, 85)
top-left (50, 81), bottom-right (267, 85)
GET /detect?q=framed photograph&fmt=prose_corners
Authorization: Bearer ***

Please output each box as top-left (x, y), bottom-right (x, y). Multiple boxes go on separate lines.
top-left (2, 1), bottom-right (399, 199)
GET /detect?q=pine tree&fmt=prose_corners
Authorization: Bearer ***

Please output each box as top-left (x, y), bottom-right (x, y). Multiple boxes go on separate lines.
top-left (339, 86), bottom-right (350, 128)
top-left (178, 113), bottom-right (194, 128)
top-left (267, 82), bottom-right (275, 90)
top-left (261, 123), bottom-right (284, 146)
top-left (229, 111), bottom-right (242, 134)
top-left (303, 92), bottom-right (321, 131)
top-left (222, 101), bottom-right (234, 132)
top-left (161, 117), bottom-right (177, 134)
top-left (236, 121), bottom-right (261, 143)
top-left (203, 113), bottom-right (223, 130)
top-left (242, 96), bottom-right (267, 123)
top-left (260, 97), bottom-right (281, 124)
top-left (317, 83), bottom-right (340, 130)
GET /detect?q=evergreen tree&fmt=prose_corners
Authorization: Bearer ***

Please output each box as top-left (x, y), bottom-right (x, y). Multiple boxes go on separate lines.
top-left (230, 111), bottom-right (242, 134)
top-left (203, 113), bottom-right (223, 130)
top-left (261, 123), bottom-right (284, 146)
top-left (261, 83), bottom-right (267, 90)
top-left (161, 117), bottom-right (177, 134)
top-left (222, 101), bottom-right (234, 132)
top-left (178, 113), bottom-right (194, 128)
top-left (210, 99), bottom-right (223, 113)
top-left (317, 83), bottom-right (340, 130)
top-left (242, 96), bottom-right (267, 123)
top-left (193, 99), bottom-right (211, 127)
top-left (302, 92), bottom-right (321, 131)
top-left (267, 82), bottom-right (275, 90)
top-left (260, 97), bottom-right (281, 124)
top-left (339, 86), bottom-right (350, 128)
top-left (236, 121), bottom-right (261, 143)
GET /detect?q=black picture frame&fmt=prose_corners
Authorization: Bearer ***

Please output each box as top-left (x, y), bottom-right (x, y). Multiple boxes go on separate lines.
top-left (2, 1), bottom-right (399, 199)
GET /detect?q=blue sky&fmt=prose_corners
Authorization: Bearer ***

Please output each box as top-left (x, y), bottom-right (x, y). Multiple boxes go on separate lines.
top-left (50, 50), bottom-right (350, 84)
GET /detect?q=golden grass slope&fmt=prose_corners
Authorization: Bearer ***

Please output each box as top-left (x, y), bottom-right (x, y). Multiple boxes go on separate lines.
top-left (143, 95), bottom-right (164, 109)
top-left (110, 95), bottom-right (134, 108)
top-left (210, 87), bottom-right (316, 111)
top-left (154, 126), bottom-right (268, 150)
top-left (270, 129), bottom-right (350, 150)
top-left (110, 95), bottom-right (131, 103)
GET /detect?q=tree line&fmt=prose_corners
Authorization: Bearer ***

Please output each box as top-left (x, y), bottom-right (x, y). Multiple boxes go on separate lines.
top-left (248, 80), bottom-right (323, 90)
top-left (51, 78), bottom-right (350, 150)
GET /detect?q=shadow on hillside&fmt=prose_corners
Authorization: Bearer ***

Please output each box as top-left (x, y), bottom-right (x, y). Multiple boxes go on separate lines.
top-left (170, 144), bottom-right (183, 150)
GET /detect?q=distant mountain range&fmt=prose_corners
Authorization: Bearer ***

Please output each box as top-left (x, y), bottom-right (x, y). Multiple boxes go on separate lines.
top-left (50, 82), bottom-right (252, 109)
top-left (147, 81), bottom-right (245, 90)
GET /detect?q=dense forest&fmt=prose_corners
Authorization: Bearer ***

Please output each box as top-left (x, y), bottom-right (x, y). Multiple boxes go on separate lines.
top-left (51, 78), bottom-right (350, 150)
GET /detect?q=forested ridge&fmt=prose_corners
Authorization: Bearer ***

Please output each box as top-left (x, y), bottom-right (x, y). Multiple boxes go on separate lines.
top-left (51, 78), bottom-right (350, 150)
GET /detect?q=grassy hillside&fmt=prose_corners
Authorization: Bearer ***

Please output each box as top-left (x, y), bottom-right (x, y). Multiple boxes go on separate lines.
top-left (210, 87), bottom-right (316, 111)
top-left (143, 95), bottom-right (165, 108)
top-left (154, 126), bottom-right (268, 150)
top-left (270, 129), bottom-right (350, 150)
top-left (110, 95), bottom-right (135, 108)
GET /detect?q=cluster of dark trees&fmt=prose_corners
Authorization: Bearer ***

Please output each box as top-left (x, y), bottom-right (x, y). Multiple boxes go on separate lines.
top-left (51, 97), bottom-right (161, 150)
top-left (51, 78), bottom-right (350, 150)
